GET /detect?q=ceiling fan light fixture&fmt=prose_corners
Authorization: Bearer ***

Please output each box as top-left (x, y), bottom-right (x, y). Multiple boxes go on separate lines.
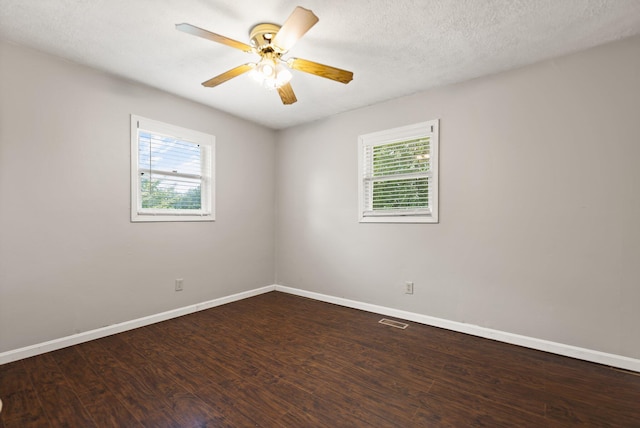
top-left (274, 62), bottom-right (292, 86)
top-left (251, 57), bottom-right (291, 90)
top-left (256, 57), bottom-right (276, 78)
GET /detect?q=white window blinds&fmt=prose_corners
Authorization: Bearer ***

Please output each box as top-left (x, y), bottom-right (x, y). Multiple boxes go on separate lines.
top-left (131, 115), bottom-right (215, 222)
top-left (138, 133), bottom-right (206, 211)
top-left (358, 120), bottom-right (439, 223)
top-left (363, 136), bottom-right (432, 216)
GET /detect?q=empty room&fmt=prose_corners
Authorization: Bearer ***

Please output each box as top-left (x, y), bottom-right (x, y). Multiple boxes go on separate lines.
top-left (1, 1), bottom-right (639, 426)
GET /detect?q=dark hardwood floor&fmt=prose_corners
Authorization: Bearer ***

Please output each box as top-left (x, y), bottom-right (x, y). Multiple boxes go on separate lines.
top-left (1, 291), bottom-right (639, 427)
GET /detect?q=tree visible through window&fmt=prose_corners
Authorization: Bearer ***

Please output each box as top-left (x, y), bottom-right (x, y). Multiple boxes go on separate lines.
top-left (359, 120), bottom-right (439, 223)
top-left (141, 176), bottom-right (202, 210)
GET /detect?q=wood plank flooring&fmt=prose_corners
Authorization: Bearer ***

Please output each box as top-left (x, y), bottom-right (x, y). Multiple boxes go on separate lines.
top-left (1, 291), bottom-right (639, 427)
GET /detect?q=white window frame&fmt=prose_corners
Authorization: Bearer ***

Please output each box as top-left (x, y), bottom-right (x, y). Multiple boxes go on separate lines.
top-left (130, 115), bottom-right (215, 222)
top-left (358, 120), bottom-right (439, 224)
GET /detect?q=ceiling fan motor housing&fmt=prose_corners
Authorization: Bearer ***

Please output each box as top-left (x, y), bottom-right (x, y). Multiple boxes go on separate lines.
top-left (249, 23), bottom-right (282, 52)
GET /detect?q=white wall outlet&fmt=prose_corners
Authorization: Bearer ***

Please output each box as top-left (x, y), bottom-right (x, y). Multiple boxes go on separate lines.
top-left (175, 278), bottom-right (184, 291)
top-left (405, 281), bottom-right (414, 294)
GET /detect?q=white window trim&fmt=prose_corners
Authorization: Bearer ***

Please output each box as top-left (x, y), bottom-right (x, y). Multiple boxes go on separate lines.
top-left (130, 115), bottom-right (215, 222)
top-left (358, 120), bottom-right (439, 224)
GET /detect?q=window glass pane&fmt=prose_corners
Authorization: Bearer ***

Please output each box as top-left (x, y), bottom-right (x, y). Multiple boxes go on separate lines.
top-left (138, 131), bottom-right (202, 211)
top-left (372, 137), bottom-right (430, 177)
top-left (141, 174), bottom-right (202, 210)
top-left (139, 132), bottom-right (201, 176)
top-left (372, 177), bottom-right (429, 210)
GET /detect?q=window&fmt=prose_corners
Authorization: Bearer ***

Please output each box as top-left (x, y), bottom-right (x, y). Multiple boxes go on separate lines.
top-left (130, 115), bottom-right (214, 222)
top-left (358, 120), bottom-right (439, 223)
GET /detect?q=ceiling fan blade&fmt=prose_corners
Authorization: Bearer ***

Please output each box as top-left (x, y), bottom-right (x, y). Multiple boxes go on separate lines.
top-left (277, 82), bottom-right (297, 105)
top-left (176, 23), bottom-right (253, 53)
top-left (272, 7), bottom-right (319, 53)
top-left (202, 63), bottom-right (254, 88)
top-left (287, 58), bottom-right (353, 84)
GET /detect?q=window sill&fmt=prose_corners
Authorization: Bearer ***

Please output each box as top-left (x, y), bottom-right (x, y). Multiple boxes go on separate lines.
top-left (131, 214), bottom-right (215, 223)
top-left (359, 215), bottom-right (438, 224)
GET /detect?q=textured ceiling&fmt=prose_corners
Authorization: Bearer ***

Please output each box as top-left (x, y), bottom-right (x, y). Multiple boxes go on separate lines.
top-left (1, 0), bottom-right (640, 129)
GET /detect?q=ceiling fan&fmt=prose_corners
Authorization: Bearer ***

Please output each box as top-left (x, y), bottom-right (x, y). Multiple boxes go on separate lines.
top-left (176, 6), bottom-right (353, 105)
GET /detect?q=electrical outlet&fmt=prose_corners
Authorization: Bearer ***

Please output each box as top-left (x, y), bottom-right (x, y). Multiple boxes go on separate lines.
top-left (405, 281), bottom-right (414, 294)
top-left (175, 278), bottom-right (184, 291)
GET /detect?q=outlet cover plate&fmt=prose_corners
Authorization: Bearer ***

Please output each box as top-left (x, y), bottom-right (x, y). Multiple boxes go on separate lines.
top-left (405, 281), bottom-right (414, 294)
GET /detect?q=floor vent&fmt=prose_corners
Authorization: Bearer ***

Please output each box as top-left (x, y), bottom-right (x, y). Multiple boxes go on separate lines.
top-left (379, 318), bottom-right (409, 329)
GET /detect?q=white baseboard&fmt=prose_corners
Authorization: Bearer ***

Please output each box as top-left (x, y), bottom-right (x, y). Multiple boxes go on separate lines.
top-left (275, 285), bottom-right (640, 373)
top-left (3, 284), bottom-right (639, 373)
top-left (0, 285), bottom-right (275, 365)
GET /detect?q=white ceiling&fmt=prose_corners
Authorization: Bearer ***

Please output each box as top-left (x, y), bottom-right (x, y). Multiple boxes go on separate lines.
top-left (2, 0), bottom-right (640, 129)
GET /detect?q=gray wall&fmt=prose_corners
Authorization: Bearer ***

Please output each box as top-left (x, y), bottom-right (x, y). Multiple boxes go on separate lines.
top-left (2, 35), bottom-right (640, 361)
top-left (0, 40), bottom-right (277, 352)
top-left (275, 36), bottom-right (640, 359)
